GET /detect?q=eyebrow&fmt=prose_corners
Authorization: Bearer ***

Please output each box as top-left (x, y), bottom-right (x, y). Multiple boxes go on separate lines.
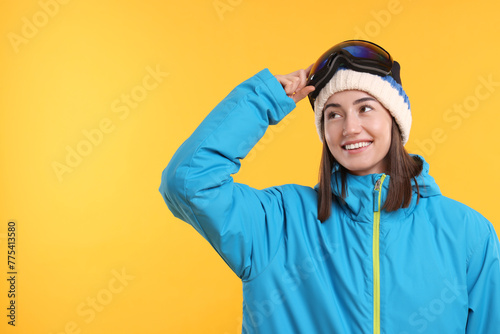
top-left (324, 97), bottom-right (377, 110)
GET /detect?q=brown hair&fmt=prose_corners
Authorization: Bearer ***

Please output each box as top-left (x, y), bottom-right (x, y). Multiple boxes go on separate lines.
top-left (317, 119), bottom-right (423, 222)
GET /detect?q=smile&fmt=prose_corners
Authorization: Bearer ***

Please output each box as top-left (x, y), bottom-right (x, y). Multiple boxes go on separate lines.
top-left (343, 141), bottom-right (372, 150)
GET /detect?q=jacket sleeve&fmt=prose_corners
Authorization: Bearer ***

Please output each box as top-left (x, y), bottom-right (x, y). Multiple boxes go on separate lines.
top-left (466, 219), bottom-right (500, 332)
top-left (159, 69), bottom-right (296, 281)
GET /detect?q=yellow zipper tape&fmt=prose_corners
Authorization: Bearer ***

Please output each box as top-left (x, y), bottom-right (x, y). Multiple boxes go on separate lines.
top-left (373, 174), bottom-right (386, 334)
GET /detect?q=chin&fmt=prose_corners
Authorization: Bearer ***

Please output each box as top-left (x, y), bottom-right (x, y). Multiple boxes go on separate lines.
top-left (340, 161), bottom-right (386, 176)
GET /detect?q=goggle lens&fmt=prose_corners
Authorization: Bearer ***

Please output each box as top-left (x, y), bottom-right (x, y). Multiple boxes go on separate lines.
top-left (343, 45), bottom-right (391, 68)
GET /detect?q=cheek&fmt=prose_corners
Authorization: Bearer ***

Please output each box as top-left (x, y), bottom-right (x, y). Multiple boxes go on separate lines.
top-left (372, 116), bottom-right (393, 144)
top-left (380, 123), bottom-right (392, 143)
top-left (324, 122), bottom-right (342, 148)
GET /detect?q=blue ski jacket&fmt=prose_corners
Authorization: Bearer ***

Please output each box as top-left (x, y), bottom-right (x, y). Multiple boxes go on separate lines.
top-left (159, 69), bottom-right (500, 333)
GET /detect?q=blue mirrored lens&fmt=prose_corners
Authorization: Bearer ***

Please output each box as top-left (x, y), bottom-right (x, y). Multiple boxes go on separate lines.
top-left (316, 58), bottom-right (329, 72)
top-left (343, 45), bottom-right (390, 64)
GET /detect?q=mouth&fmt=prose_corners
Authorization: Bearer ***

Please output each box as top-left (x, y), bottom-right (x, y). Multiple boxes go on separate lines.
top-left (342, 141), bottom-right (372, 151)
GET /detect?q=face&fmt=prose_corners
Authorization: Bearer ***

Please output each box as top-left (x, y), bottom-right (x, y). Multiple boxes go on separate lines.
top-left (323, 90), bottom-right (393, 176)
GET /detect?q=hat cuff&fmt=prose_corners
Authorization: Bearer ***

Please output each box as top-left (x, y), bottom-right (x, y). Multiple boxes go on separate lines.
top-left (314, 69), bottom-right (411, 145)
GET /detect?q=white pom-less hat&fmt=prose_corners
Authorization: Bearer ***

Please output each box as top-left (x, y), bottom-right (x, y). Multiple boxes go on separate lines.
top-left (314, 68), bottom-right (412, 145)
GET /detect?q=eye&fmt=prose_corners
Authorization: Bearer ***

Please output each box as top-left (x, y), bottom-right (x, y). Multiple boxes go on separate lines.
top-left (359, 105), bottom-right (373, 113)
top-left (326, 110), bottom-right (341, 119)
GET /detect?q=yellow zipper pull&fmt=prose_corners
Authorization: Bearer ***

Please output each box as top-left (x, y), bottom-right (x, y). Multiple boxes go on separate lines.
top-left (373, 178), bottom-right (382, 212)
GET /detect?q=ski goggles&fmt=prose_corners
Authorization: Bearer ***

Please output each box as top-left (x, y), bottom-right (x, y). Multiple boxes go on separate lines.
top-left (306, 40), bottom-right (401, 108)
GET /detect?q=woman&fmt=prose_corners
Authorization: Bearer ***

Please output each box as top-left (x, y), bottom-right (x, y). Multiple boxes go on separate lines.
top-left (160, 40), bottom-right (500, 333)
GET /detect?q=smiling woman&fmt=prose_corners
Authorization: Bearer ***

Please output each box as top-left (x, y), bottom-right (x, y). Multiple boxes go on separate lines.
top-left (323, 91), bottom-right (393, 175)
top-left (159, 40), bottom-right (500, 333)
top-left (313, 67), bottom-right (423, 220)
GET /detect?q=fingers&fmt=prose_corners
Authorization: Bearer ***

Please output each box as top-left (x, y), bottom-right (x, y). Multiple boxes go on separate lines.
top-left (292, 85), bottom-right (315, 104)
top-left (275, 65), bottom-right (316, 103)
top-left (288, 76), bottom-right (302, 96)
top-left (292, 67), bottom-right (315, 103)
top-left (275, 75), bottom-right (296, 96)
top-left (286, 69), bottom-right (310, 96)
top-left (296, 68), bottom-right (309, 91)
top-left (278, 77), bottom-right (297, 97)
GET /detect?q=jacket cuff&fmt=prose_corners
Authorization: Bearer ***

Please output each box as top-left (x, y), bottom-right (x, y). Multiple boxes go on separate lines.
top-left (256, 68), bottom-right (297, 121)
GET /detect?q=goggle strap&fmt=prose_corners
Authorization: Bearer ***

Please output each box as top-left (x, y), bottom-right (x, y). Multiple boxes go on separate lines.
top-left (391, 61), bottom-right (402, 85)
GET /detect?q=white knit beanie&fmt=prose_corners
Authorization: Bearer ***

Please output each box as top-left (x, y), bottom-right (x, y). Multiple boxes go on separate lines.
top-left (314, 68), bottom-right (412, 145)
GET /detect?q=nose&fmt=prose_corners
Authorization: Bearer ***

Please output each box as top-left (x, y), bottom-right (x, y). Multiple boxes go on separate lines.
top-left (342, 113), bottom-right (362, 136)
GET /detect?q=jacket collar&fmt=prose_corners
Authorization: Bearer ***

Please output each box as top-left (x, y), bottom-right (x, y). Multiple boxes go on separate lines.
top-left (327, 155), bottom-right (441, 224)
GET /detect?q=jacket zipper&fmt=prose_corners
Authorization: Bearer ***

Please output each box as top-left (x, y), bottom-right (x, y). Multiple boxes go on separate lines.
top-left (373, 174), bottom-right (386, 334)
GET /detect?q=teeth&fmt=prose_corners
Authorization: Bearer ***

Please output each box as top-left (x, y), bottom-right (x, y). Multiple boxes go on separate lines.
top-left (344, 142), bottom-right (371, 150)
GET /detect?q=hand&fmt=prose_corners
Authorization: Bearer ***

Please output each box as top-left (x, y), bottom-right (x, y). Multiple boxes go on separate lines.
top-left (274, 64), bottom-right (315, 104)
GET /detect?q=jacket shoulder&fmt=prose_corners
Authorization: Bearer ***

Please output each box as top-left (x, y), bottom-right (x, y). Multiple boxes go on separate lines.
top-left (263, 183), bottom-right (319, 222)
top-left (427, 194), bottom-right (490, 225)
top-left (420, 194), bottom-right (495, 260)
top-left (277, 183), bottom-right (318, 204)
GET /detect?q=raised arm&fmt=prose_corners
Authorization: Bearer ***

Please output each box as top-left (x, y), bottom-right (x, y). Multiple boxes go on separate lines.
top-left (159, 68), bottom-right (313, 280)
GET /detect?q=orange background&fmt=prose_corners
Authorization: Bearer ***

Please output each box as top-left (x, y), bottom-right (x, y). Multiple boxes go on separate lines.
top-left (1, 0), bottom-right (499, 333)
